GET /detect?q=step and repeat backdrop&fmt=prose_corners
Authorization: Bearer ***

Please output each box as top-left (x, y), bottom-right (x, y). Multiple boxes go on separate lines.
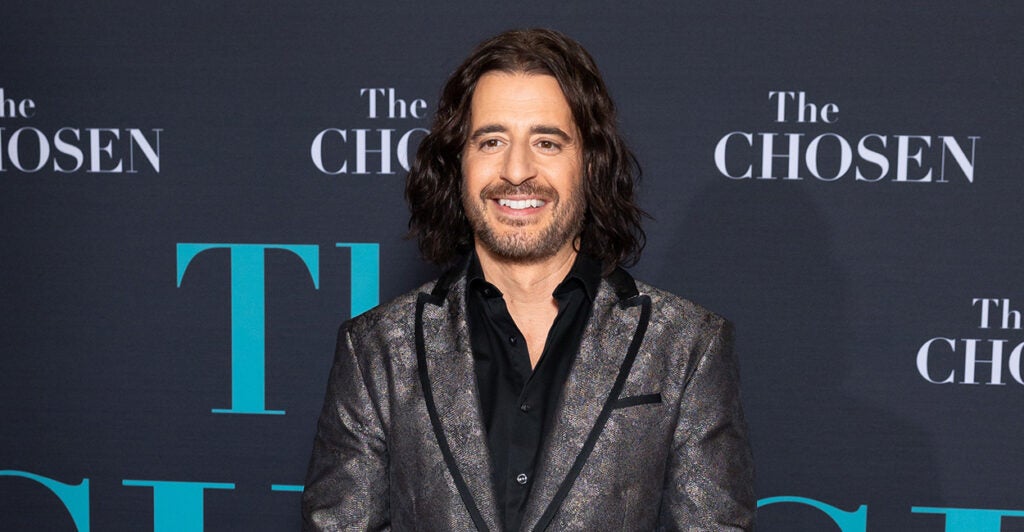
top-left (2, 2), bottom-right (1022, 531)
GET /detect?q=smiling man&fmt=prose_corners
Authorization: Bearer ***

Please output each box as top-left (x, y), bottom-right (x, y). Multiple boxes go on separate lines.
top-left (462, 72), bottom-right (585, 271)
top-left (303, 29), bottom-right (755, 531)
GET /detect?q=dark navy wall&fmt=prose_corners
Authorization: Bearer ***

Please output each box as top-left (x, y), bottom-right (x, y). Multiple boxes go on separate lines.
top-left (2, 2), bottom-right (1022, 530)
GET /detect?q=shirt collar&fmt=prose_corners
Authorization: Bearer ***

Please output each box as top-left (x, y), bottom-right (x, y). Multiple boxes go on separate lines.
top-left (466, 250), bottom-right (602, 301)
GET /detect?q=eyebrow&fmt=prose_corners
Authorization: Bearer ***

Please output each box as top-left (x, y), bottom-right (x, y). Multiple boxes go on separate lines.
top-left (468, 124), bottom-right (573, 142)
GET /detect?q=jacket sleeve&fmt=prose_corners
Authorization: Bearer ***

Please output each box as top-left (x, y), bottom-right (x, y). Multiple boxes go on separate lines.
top-left (659, 318), bottom-right (756, 530)
top-left (302, 322), bottom-right (390, 531)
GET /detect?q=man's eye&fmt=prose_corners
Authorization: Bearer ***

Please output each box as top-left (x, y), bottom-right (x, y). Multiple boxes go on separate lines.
top-left (480, 139), bottom-right (502, 150)
top-left (537, 140), bottom-right (561, 151)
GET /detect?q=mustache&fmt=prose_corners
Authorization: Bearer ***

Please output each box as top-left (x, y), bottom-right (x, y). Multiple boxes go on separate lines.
top-left (479, 181), bottom-right (557, 201)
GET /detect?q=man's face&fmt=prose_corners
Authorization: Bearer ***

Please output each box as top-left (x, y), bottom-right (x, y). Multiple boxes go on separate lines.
top-left (461, 71), bottom-right (585, 263)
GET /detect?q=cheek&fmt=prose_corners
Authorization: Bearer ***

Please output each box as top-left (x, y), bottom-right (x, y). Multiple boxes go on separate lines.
top-left (547, 160), bottom-right (583, 192)
top-left (462, 156), bottom-right (495, 189)
top-left (461, 163), bottom-right (485, 200)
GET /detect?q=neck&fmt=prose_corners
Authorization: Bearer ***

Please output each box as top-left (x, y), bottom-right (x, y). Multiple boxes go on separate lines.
top-left (474, 242), bottom-right (577, 304)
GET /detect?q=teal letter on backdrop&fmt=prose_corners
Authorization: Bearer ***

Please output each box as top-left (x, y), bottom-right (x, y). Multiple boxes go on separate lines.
top-left (176, 243), bottom-right (319, 415)
top-left (0, 470), bottom-right (89, 531)
top-left (335, 243), bottom-right (379, 317)
top-left (913, 506), bottom-right (1024, 531)
top-left (758, 496), bottom-right (868, 532)
top-left (123, 479), bottom-right (234, 532)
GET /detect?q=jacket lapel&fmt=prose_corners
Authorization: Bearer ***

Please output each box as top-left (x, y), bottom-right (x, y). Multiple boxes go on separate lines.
top-left (522, 269), bottom-right (650, 531)
top-left (416, 273), bottom-right (500, 532)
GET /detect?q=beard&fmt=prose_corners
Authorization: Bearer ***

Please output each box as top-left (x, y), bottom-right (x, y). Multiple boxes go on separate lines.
top-left (462, 179), bottom-right (586, 264)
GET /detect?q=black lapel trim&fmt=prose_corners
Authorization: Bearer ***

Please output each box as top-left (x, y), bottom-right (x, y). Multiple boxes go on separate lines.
top-left (531, 291), bottom-right (652, 532)
top-left (430, 255), bottom-right (469, 300)
top-left (415, 292), bottom-right (490, 532)
top-left (607, 266), bottom-right (640, 303)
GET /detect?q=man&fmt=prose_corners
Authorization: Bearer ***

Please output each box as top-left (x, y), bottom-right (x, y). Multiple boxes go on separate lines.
top-left (303, 29), bottom-right (754, 531)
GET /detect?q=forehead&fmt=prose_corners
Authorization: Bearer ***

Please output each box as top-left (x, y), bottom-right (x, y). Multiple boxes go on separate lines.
top-left (469, 71), bottom-right (575, 127)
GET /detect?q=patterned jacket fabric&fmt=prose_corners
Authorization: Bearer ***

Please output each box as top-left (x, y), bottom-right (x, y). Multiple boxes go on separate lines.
top-left (302, 266), bottom-right (755, 531)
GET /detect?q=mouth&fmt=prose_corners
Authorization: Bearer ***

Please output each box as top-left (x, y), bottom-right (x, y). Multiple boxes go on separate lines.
top-left (480, 182), bottom-right (557, 219)
top-left (490, 195), bottom-right (551, 218)
top-left (496, 198), bottom-right (547, 210)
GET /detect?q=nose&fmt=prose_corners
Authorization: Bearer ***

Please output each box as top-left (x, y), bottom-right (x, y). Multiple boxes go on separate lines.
top-left (500, 140), bottom-right (536, 185)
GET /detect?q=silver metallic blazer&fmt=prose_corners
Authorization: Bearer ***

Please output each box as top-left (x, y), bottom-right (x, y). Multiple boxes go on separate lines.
top-left (303, 265), bottom-right (755, 531)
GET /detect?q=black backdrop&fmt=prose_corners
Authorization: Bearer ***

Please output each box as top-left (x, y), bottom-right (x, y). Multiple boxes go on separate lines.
top-left (2, 2), bottom-right (1022, 530)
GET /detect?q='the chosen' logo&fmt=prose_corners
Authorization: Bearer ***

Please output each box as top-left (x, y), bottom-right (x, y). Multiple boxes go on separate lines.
top-left (0, 88), bottom-right (161, 174)
top-left (917, 298), bottom-right (1024, 385)
top-left (715, 90), bottom-right (979, 183)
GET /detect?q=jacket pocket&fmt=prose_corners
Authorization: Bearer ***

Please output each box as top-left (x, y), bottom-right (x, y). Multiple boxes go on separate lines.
top-left (611, 392), bottom-right (662, 409)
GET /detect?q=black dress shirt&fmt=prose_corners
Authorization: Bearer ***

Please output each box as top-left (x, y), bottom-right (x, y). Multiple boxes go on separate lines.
top-left (466, 252), bottom-right (601, 532)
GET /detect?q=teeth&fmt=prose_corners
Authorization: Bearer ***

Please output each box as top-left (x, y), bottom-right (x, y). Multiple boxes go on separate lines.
top-left (498, 198), bottom-right (545, 209)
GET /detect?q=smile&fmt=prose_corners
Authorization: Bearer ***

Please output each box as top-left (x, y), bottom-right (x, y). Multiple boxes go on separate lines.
top-left (497, 198), bottom-right (546, 209)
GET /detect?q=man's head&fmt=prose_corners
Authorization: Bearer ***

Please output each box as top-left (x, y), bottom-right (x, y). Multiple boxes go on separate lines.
top-left (460, 71), bottom-right (586, 264)
top-left (407, 28), bottom-right (644, 271)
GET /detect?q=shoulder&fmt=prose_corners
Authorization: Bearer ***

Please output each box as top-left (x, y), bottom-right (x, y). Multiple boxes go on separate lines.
top-left (341, 277), bottom-right (441, 341)
top-left (632, 278), bottom-right (732, 341)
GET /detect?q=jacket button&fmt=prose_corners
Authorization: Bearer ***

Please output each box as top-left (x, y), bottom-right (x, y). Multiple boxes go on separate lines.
top-left (508, 336), bottom-right (517, 346)
top-left (516, 473), bottom-right (528, 485)
top-left (520, 403), bottom-right (531, 413)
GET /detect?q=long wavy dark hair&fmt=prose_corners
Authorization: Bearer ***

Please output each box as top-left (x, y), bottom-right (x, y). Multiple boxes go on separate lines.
top-left (406, 28), bottom-right (645, 272)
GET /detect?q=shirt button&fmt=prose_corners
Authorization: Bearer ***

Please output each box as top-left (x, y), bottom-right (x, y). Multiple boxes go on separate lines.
top-left (516, 473), bottom-right (528, 485)
top-left (508, 336), bottom-right (517, 346)
top-left (520, 403), bottom-right (531, 413)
